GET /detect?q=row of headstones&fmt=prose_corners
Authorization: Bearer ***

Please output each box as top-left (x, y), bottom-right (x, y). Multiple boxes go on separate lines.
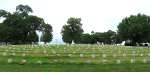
top-left (6, 58), bottom-right (148, 64)
top-left (7, 58), bottom-right (42, 64)
top-left (79, 53), bottom-right (150, 58)
top-left (1, 52), bottom-right (150, 58)
top-left (1, 48), bottom-right (34, 53)
top-left (1, 47), bottom-right (121, 53)
top-left (2, 46), bottom-right (147, 54)
top-left (2, 52), bottom-right (27, 57)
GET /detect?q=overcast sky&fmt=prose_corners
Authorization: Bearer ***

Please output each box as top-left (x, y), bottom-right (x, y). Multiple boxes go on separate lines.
top-left (0, 0), bottom-right (150, 43)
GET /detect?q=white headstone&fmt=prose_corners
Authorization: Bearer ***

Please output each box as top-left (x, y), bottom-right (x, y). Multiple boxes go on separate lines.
top-left (140, 53), bottom-right (144, 57)
top-left (64, 48), bottom-right (66, 50)
top-left (116, 59), bottom-right (121, 64)
top-left (2, 52), bottom-right (7, 56)
top-left (22, 53), bottom-right (26, 57)
top-left (71, 40), bottom-right (75, 44)
top-left (130, 59), bottom-right (135, 63)
top-left (56, 54), bottom-right (60, 56)
top-left (80, 54), bottom-right (84, 58)
top-left (143, 59), bottom-right (147, 63)
top-left (37, 60), bottom-right (42, 64)
top-left (12, 53), bottom-right (16, 56)
top-left (7, 58), bottom-right (13, 63)
top-left (43, 50), bottom-right (47, 54)
top-left (85, 60), bottom-right (91, 64)
top-left (22, 59), bottom-right (27, 63)
top-left (91, 54), bottom-right (96, 58)
top-left (68, 54), bottom-right (72, 57)
top-left (54, 59), bottom-right (58, 62)
top-left (102, 54), bottom-right (106, 58)
top-left (20, 59), bottom-right (27, 64)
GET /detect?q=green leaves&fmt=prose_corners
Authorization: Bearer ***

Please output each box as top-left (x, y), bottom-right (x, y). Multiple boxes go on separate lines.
top-left (16, 4), bottom-right (33, 16)
top-left (118, 14), bottom-right (150, 43)
top-left (61, 17), bottom-right (83, 44)
top-left (41, 24), bottom-right (53, 43)
top-left (0, 4), bottom-right (53, 44)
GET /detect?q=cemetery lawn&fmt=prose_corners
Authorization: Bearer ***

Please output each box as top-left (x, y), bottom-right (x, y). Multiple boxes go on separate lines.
top-left (1, 63), bottom-right (150, 72)
top-left (0, 44), bottom-right (150, 72)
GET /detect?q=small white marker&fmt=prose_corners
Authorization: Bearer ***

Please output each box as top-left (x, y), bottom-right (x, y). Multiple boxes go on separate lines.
top-left (102, 54), bottom-right (106, 58)
top-left (143, 59), bottom-right (147, 63)
top-left (130, 59), bottom-right (135, 63)
top-left (116, 59), bottom-right (121, 64)
top-left (7, 58), bottom-right (13, 63)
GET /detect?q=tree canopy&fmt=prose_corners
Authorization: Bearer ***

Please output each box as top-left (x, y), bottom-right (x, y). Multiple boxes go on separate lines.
top-left (41, 24), bottom-right (53, 44)
top-left (61, 17), bottom-right (84, 44)
top-left (0, 4), bottom-right (53, 44)
top-left (118, 14), bottom-right (150, 44)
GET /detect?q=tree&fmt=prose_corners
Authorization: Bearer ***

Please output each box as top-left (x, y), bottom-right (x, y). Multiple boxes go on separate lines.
top-left (0, 4), bottom-right (53, 44)
top-left (77, 30), bottom-right (116, 44)
top-left (27, 31), bottom-right (38, 43)
top-left (16, 4), bottom-right (33, 16)
top-left (42, 24), bottom-right (53, 44)
top-left (118, 14), bottom-right (150, 45)
top-left (0, 23), bottom-right (9, 43)
top-left (80, 33), bottom-right (96, 44)
top-left (90, 30), bottom-right (116, 44)
top-left (105, 30), bottom-right (116, 44)
top-left (61, 17), bottom-right (83, 44)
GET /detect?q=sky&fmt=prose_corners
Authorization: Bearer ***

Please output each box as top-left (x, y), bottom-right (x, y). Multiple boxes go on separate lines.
top-left (0, 0), bottom-right (150, 43)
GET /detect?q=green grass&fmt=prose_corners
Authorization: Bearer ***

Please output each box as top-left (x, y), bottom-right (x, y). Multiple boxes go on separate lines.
top-left (1, 63), bottom-right (150, 72)
top-left (0, 44), bottom-right (150, 72)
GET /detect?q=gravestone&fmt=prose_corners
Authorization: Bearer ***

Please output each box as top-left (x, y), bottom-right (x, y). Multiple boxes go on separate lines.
top-left (7, 58), bottom-right (13, 63)
top-left (116, 59), bottom-right (121, 64)
top-left (80, 54), bottom-right (84, 58)
top-left (37, 60), bottom-right (42, 64)
top-left (2, 52), bottom-right (7, 56)
top-left (102, 54), bottom-right (106, 58)
top-left (143, 59), bottom-right (147, 63)
top-left (91, 54), bottom-right (96, 58)
top-left (130, 59), bottom-right (135, 63)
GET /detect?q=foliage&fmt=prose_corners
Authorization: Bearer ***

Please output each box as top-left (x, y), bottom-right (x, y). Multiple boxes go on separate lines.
top-left (79, 30), bottom-right (116, 44)
top-left (61, 17), bottom-right (83, 44)
top-left (80, 33), bottom-right (95, 44)
top-left (42, 24), bottom-right (53, 43)
top-left (0, 4), bottom-right (53, 44)
top-left (118, 14), bottom-right (150, 44)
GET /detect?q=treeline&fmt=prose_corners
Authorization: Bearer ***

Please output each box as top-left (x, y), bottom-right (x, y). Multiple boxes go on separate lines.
top-left (61, 17), bottom-right (122, 44)
top-left (79, 30), bottom-right (122, 44)
top-left (61, 14), bottom-right (150, 45)
top-left (1, 5), bottom-right (150, 45)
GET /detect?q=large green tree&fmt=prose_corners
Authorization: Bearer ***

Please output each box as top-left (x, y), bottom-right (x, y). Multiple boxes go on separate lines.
top-left (42, 24), bottom-right (53, 44)
top-left (118, 14), bottom-right (150, 44)
top-left (61, 17), bottom-right (83, 44)
top-left (0, 4), bottom-right (53, 44)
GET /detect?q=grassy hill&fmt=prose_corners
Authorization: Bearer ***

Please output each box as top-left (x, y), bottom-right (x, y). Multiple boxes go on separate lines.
top-left (0, 44), bottom-right (150, 72)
